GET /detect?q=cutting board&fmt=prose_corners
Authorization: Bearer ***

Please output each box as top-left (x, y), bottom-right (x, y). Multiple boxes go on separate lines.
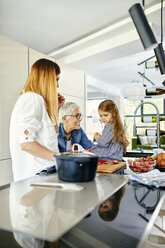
top-left (97, 161), bottom-right (126, 174)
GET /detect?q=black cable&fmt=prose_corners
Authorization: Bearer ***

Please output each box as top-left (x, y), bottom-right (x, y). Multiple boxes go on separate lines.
top-left (142, 0), bottom-right (145, 8)
top-left (161, 0), bottom-right (163, 44)
top-left (138, 54), bottom-right (155, 65)
top-left (138, 72), bottom-right (155, 86)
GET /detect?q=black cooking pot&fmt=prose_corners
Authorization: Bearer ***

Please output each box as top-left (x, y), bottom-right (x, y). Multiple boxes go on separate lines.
top-left (54, 151), bottom-right (99, 182)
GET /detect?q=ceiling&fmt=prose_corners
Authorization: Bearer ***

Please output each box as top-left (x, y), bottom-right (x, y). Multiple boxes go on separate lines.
top-left (0, 0), bottom-right (165, 98)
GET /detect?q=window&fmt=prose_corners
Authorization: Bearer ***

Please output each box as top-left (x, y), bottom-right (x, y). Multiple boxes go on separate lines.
top-left (142, 98), bottom-right (164, 115)
top-left (86, 99), bottom-right (106, 140)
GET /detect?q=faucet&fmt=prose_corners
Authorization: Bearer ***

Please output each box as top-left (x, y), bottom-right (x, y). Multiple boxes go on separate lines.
top-left (133, 102), bottom-right (160, 149)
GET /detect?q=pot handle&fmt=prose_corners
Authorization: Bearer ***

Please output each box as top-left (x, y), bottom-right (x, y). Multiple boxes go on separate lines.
top-left (72, 143), bottom-right (81, 153)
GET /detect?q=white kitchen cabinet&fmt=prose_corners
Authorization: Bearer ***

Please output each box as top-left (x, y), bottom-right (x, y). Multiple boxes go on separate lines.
top-left (0, 159), bottom-right (13, 186)
top-left (0, 35), bottom-right (28, 159)
top-left (28, 48), bottom-right (55, 73)
top-left (57, 60), bottom-right (86, 130)
top-left (56, 60), bottom-right (85, 98)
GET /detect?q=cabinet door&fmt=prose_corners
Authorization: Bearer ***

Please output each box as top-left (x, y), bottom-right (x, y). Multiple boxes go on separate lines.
top-left (29, 48), bottom-right (55, 72)
top-left (0, 35), bottom-right (28, 159)
top-left (0, 159), bottom-right (13, 186)
top-left (56, 60), bottom-right (85, 98)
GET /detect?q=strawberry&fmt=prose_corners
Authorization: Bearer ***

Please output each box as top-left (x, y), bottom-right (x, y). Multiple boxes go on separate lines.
top-left (112, 160), bottom-right (118, 164)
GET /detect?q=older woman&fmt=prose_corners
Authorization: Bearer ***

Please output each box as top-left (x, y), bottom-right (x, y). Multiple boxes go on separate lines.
top-left (58, 102), bottom-right (92, 152)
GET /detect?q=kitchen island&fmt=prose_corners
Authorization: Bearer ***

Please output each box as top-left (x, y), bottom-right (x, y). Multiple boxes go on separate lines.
top-left (61, 179), bottom-right (165, 248)
top-left (0, 169), bottom-right (164, 248)
top-left (0, 173), bottom-right (128, 247)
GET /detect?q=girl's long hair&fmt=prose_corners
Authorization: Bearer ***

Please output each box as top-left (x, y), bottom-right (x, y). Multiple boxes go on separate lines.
top-left (98, 99), bottom-right (129, 148)
top-left (20, 58), bottom-right (60, 125)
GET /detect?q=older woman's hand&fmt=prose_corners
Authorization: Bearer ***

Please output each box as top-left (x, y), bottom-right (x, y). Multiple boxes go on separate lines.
top-left (58, 93), bottom-right (65, 110)
top-left (93, 132), bottom-right (101, 142)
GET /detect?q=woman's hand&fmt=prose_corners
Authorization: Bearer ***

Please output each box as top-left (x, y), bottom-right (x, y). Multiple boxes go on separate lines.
top-left (58, 93), bottom-right (65, 110)
top-left (124, 147), bottom-right (127, 154)
top-left (93, 132), bottom-right (101, 142)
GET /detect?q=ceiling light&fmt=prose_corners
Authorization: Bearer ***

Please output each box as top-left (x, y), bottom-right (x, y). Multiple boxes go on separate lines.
top-left (154, 43), bottom-right (165, 74)
top-left (129, 3), bottom-right (157, 50)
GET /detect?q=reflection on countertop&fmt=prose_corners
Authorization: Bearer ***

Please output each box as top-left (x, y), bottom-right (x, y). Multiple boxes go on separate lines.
top-left (0, 173), bottom-right (129, 247)
top-left (138, 194), bottom-right (165, 248)
top-left (61, 182), bottom-right (165, 248)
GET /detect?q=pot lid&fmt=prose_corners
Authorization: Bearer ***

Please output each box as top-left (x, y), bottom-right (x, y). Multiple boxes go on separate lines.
top-left (55, 151), bottom-right (98, 158)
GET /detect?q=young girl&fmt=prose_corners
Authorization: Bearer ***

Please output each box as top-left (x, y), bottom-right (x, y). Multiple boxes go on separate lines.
top-left (91, 99), bottom-right (129, 161)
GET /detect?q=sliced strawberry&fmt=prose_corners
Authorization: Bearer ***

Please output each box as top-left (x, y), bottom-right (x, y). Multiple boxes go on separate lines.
top-left (112, 160), bottom-right (118, 164)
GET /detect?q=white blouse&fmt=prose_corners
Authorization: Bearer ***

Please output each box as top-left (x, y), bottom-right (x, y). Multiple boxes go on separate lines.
top-left (10, 93), bottom-right (58, 181)
top-left (66, 140), bottom-right (72, 151)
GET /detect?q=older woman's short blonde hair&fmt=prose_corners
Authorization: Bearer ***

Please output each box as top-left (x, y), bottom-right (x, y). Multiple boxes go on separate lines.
top-left (59, 102), bottom-right (80, 123)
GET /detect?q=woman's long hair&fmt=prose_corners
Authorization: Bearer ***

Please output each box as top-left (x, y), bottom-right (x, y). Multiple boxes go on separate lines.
top-left (20, 58), bottom-right (60, 125)
top-left (98, 99), bottom-right (129, 148)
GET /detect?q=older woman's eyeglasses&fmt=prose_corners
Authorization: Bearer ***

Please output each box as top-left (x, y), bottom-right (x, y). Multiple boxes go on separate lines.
top-left (65, 114), bottom-right (83, 120)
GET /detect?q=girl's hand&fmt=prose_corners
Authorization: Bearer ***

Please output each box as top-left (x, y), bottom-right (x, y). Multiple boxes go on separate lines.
top-left (94, 132), bottom-right (101, 141)
top-left (58, 93), bottom-right (65, 110)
